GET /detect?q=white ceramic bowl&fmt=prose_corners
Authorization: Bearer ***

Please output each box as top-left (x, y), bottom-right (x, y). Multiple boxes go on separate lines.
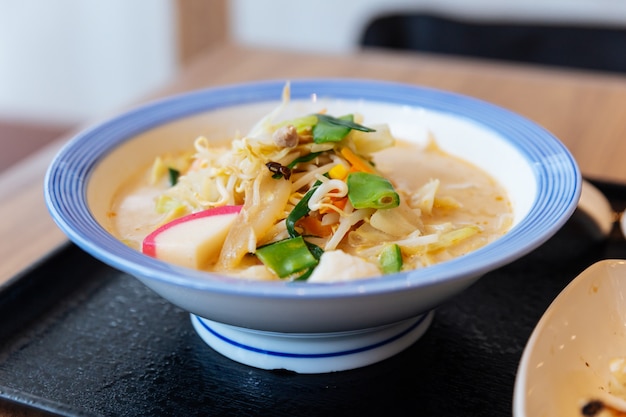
top-left (45, 79), bottom-right (580, 373)
top-left (514, 260), bottom-right (626, 416)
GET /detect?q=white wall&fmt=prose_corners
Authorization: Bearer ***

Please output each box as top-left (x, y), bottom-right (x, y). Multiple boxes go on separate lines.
top-left (1, 0), bottom-right (625, 125)
top-left (0, 0), bottom-right (177, 124)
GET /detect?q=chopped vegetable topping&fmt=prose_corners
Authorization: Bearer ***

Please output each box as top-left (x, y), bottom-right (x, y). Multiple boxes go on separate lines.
top-left (255, 236), bottom-right (319, 278)
top-left (346, 172), bottom-right (400, 210)
top-left (340, 147), bottom-right (377, 174)
top-left (328, 162), bottom-right (349, 180)
top-left (286, 181), bottom-right (322, 238)
top-left (313, 114), bottom-right (369, 143)
top-left (379, 243), bottom-right (403, 274)
top-left (287, 152), bottom-right (322, 169)
top-left (168, 167), bottom-right (180, 186)
top-left (130, 82), bottom-right (510, 282)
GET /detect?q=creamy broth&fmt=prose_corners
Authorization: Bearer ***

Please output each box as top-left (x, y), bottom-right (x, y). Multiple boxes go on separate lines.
top-left (111, 133), bottom-right (512, 281)
top-left (373, 141), bottom-right (512, 265)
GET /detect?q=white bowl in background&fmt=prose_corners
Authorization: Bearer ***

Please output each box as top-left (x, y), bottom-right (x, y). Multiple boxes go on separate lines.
top-left (514, 260), bottom-right (626, 416)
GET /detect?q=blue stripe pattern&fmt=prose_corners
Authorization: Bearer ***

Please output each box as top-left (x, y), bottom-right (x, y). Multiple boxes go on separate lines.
top-left (193, 313), bottom-right (429, 358)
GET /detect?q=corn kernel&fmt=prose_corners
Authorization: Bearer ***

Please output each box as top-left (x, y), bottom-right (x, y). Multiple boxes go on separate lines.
top-left (329, 163), bottom-right (349, 180)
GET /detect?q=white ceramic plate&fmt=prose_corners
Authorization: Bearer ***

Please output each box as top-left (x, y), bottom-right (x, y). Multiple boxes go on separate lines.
top-left (514, 259), bottom-right (626, 416)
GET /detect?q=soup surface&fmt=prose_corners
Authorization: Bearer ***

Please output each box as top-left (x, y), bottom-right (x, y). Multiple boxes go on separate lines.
top-left (110, 101), bottom-right (512, 283)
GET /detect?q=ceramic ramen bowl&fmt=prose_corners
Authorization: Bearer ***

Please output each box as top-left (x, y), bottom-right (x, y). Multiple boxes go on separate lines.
top-left (513, 260), bottom-right (626, 417)
top-left (45, 79), bottom-right (581, 373)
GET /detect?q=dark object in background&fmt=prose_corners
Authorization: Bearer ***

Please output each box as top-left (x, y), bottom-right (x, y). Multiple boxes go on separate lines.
top-left (361, 14), bottom-right (626, 73)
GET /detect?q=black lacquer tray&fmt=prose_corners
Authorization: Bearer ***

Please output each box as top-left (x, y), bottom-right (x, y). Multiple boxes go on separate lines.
top-left (1, 180), bottom-right (625, 417)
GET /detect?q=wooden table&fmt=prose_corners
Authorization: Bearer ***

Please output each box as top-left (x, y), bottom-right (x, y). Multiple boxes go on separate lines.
top-left (1, 43), bottom-right (625, 416)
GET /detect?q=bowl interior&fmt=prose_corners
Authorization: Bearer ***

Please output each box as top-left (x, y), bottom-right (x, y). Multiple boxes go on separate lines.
top-left (46, 79), bottom-right (580, 305)
top-left (514, 260), bottom-right (626, 416)
top-left (89, 98), bottom-right (536, 238)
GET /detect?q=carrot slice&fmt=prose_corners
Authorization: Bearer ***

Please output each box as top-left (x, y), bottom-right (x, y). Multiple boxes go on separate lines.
top-left (319, 196), bottom-right (349, 215)
top-left (298, 216), bottom-right (333, 237)
top-left (340, 147), bottom-right (377, 174)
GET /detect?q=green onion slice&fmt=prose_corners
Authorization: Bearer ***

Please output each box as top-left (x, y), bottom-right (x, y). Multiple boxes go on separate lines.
top-left (168, 167), bottom-right (180, 186)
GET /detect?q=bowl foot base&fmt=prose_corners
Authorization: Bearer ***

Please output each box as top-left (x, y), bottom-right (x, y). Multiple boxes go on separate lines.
top-left (191, 311), bottom-right (434, 373)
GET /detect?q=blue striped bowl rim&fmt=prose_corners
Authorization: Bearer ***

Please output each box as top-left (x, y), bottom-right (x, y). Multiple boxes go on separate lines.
top-left (44, 78), bottom-right (581, 299)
